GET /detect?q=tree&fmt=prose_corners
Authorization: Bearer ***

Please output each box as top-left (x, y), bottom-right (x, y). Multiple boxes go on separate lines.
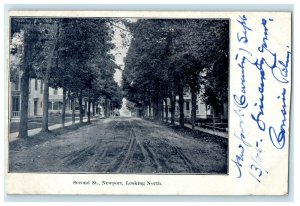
top-left (39, 19), bottom-right (60, 132)
top-left (123, 19), bottom-right (229, 129)
top-left (123, 19), bottom-right (171, 120)
top-left (201, 52), bottom-right (229, 117)
top-left (10, 18), bottom-right (58, 138)
top-left (155, 19), bottom-right (229, 129)
top-left (49, 18), bottom-right (117, 124)
top-left (10, 17), bottom-right (121, 137)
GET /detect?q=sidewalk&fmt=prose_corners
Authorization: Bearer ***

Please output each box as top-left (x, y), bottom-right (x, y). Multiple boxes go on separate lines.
top-left (9, 117), bottom-right (92, 142)
top-left (168, 120), bottom-right (228, 138)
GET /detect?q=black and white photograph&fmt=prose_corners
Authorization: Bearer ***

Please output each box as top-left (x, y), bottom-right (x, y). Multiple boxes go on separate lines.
top-left (4, 7), bottom-right (293, 197)
top-left (8, 16), bottom-right (229, 174)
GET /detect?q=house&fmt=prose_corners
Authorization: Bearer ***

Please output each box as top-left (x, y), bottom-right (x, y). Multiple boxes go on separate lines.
top-left (159, 90), bottom-right (211, 121)
top-left (28, 78), bottom-right (44, 117)
top-left (10, 78), bottom-right (104, 122)
top-left (159, 86), bottom-right (228, 122)
top-left (9, 31), bottom-right (103, 122)
top-left (179, 86), bottom-right (212, 119)
top-left (10, 76), bottom-right (21, 121)
top-left (9, 77), bottom-right (69, 121)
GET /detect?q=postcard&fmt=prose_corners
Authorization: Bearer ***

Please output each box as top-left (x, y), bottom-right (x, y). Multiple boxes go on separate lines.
top-left (6, 11), bottom-right (291, 195)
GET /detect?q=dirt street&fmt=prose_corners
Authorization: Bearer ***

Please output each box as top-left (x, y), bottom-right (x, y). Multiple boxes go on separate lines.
top-left (9, 117), bottom-right (228, 174)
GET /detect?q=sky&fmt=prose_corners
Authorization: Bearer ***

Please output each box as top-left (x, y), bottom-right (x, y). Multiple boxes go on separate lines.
top-left (110, 18), bottom-right (137, 86)
top-left (110, 18), bottom-right (137, 115)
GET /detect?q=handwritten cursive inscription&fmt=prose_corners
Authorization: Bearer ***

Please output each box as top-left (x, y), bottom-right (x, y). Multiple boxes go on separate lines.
top-left (251, 58), bottom-right (266, 132)
top-left (237, 15), bottom-right (253, 44)
top-left (233, 14), bottom-right (290, 183)
top-left (232, 15), bottom-right (253, 178)
top-left (232, 144), bottom-right (245, 178)
top-left (257, 18), bottom-right (290, 84)
top-left (269, 88), bottom-right (287, 149)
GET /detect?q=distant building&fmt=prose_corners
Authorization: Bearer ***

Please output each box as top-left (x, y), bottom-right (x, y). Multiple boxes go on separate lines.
top-left (10, 78), bottom-right (104, 122)
top-left (10, 76), bottom-right (21, 121)
top-left (179, 86), bottom-right (212, 119)
top-left (28, 78), bottom-right (44, 117)
top-left (10, 77), bottom-right (70, 121)
top-left (179, 86), bottom-right (228, 121)
top-left (48, 87), bottom-right (70, 114)
top-left (157, 86), bottom-right (228, 122)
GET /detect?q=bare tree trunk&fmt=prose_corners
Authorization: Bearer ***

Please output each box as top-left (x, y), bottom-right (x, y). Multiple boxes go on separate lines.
top-left (107, 99), bottom-right (110, 117)
top-left (18, 38), bottom-right (31, 138)
top-left (42, 23), bottom-right (59, 132)
top-left (42, 78), bottom-right (49, 132)
top-left (61, 87), bottom-right (66, 127)
top-left (19, 74), bottom-right (30, 138)
top-left (212, 106), bottom-right (216, 135)
top-left (92, 99), bottom-right (96, 116)
top-left (153, 98), bottom-right (159, 120)
top-left (178, 87), bottom-right (184, 127)
top-left (170, 91), bottom-right (175, 125)
top-left (164, 98), bottom-right (169, 123)
top-left (158, 100), bottom-right (161, 120)
top-left (84, 99), bottom-right (87, 117)
top-left (104, 98), bottom-right (111, 117)
top-left (143, 103), bottom-right (147, 118)
top-left (104, 99), bottom-right (107, 117)
top-left (190, 86), bottom-right (197, 130)
top-left (79, 91), bottom-right (83, 123)
top-left (149, 99), bottom-right (152, 119)
top-left (71, 96), bottom-right (75, 124)
top-left (158, 97), bottom-right (164, 121)
top-left (87, 89), bottom-right (91, 123)
top-left (104, 98), bottom-right (107, 117)
top-left (159, 98), bottom-right (165, 122)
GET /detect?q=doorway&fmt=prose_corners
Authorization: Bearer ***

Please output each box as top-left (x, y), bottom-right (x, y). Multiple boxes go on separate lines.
top-left (34, 100), bottom-right (38, 116)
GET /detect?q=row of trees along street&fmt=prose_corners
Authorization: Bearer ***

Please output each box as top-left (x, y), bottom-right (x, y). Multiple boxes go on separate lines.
top-left (122, 19), bottom-right (229, 130)
top-left (10, 18), bottom-right (123, 138)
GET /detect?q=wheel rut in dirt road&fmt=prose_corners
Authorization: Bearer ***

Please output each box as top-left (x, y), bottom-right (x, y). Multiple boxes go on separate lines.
top-left (98, 119), bottom-right (137, 172)
top-left (112, 119), bottom-right (163, 173)
top-left (115, 126), bottom-right (137, 173)
top-left (9, 117), bottom-right (227, 173)
top-left (173, 146), bottom-right (196, 173)
top-left (63, 145), bottom-right (96, 167)
top-left (131, 121), bottom-right (163, 172)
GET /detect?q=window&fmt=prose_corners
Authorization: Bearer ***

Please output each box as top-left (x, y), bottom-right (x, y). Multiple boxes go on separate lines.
top-left (34, 100), bottom-right (38, 116)
top-left (40, 80), bottom-right (43, 94)
top-left (12, 96), bottom-right (20, 111)
top-left (186, 102), bottom-right (190, 110)
top-left (53, 89), bottom-right (58, 95)
top-left (48, 102), bottom-right (52, 110)
top-left (53, 101), bottom-right (62, 110)
top-left (196, 105), bottom-right (198, 111)
top-left (35, 79), bottom-right (38, 90)
top-left (40, 101), bottom-right (43, 108)
top-left (53, 102), bottom-right (59, 110)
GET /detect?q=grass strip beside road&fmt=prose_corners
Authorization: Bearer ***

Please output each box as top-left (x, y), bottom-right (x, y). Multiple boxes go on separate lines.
top-left (9, 122), bottom-right (90, 152)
